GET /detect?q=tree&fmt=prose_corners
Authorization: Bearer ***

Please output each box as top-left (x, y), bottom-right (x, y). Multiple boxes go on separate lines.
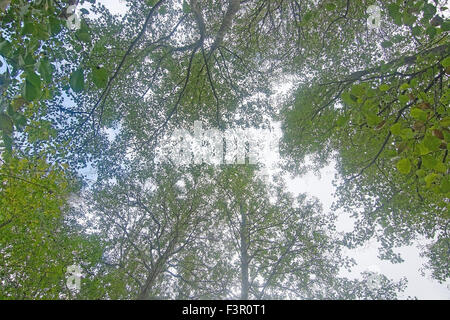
top-left (0, 154), bottom-right (105, 299)
top-left (281, 0), bottom-right (449, 281)
top-left (85, 163), bottom-right (219, 299)
top-left (1, 0), bottom-right (445, 299)
top-left (202, 166), bottom-right (405, 299)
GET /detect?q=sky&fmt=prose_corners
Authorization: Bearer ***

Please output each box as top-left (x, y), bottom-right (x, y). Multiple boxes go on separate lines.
top-left (79, 0), bottom-right (449, 299)
top-left (286, 163), bottom-right (450, 299)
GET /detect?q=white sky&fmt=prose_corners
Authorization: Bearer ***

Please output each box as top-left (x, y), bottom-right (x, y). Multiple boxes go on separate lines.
top-left (286, 163), bottom-right (450, 299)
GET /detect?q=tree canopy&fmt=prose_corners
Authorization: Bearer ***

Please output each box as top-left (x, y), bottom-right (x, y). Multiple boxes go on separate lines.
top-left (0, 0), bottom-right (448, 299)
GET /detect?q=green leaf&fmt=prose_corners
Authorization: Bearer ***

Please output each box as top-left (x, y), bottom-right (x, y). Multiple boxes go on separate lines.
top-left (390, 123), bottom-right (402, 135)
top-left (441, 57), bottom-right (450, 68)
top-left (444, 131), bottom-right (450, 143)
top-left (350, 84), bottom-right (365, 97)
top-left (77, 32), bottom-right (91, 43)
top-left (426, 26), bottom-right (437, 37)
top-left (23, 72), bottom-right (41, 101)
top-left (410, 108), bottom-right (427, 121)
top-left (336, 115), bottom-right (348, 127)
top-left (92, 67), bottom-right (108, 88)
top-left (6, 103), bottom-right (13, 116)
top-left (0, 113), bottom-right (13, 134)
top-left (49, 17), bottom-right (62, 35)
top-left (381, 41), bottom-right (393, 48)
top-left (36, 25), bottom-right (49, 40)
top-left (26, 71), bottom-right (41, 88)
top-left (424, 173), bottom-right (437, 188)
top-left (398, 94), bottom-right (409, 105)
top-left (387, 3), bottom-right (402, 25)
top-left (2, 132), bottom-right (12, 152)
top-left (11, 97), bottom-right (26, 112)
top-left (417, 143), bottom-right (429, 156)
top-left (396, 158), bottom-right (411, 174)
top-left (441, 178), bottom-right (450, 193)
top-left (22, 22), bottom-right (35, 35)
top-left (403, 13), bottom-right (417, 26)
top-left (416, 169), bottom-right (426, 177)
top-left (387, 3), bottom-right (400, 18)
top-left (303, 12), bottom-right (313, 22)
top-left (411, 26), bottom-right (422, 36)
top-left (366, 112), bottom-right (382, 126)
top-left (399, 83), bottom-right (410, 90)
top-left (182, 0), bottom-right (191, 13)
top-left (440, 116), bottom-right (450, 127)
top-left (37, 59), bottom-right (52, 83)
top-left (379, 84), bottom-right (390, 92)
top-left (422, 155), bottom-right (437, 169)
top-left (422, 3), bottom-right (436, 20)
top-left (441, 20), bottom-right (450, 31)
top-left (423, 134), bottom-right (441, 151)
top-left (75, 21), bottom-right (91, 42)
top-left (24, 54), bottom-right (36, 67)
top-left (70, 68), bottom-right (84, 93)
top-left (325, 3), bottom-right (336, 11)
top-left (13, 114), bottom-right (27, 129)
top-left (23, 80), bottom-right (39, 101)
top-left (341, 91), bottom-right (356, 105)
top-left (434, 162), bottom-right (446, 173)
top-left (400, 128), bottom-right (414, 140)
top-left (0, 39), bottom-right (12, 57)
top-left (159, 5), bottom-right (167, 15)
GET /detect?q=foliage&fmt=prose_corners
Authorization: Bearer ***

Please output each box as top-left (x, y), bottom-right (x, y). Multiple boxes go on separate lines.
top-left (1, 0), bottom-right (448, 300)
top-left (282, 0), bottom-right (449, 279)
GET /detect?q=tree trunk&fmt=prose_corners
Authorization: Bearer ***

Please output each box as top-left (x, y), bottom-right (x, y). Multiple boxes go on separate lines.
top-left (240, 202), bottom-right (249, 300)
top-left (137, 237), bottom-right (177, 300)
